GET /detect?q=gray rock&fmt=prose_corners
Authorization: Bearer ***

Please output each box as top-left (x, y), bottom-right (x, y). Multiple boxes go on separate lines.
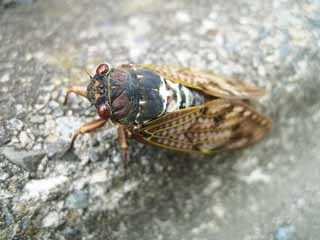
top-left (6, 118), bottom-right (24, 131)
top-left (65, 190), bottom-right (89, 209)
top-left (29, 115), bottom-right (45, 124)
top-left (1, 0), bottom-right (320, 239)
top-left (0, 0), bottom-right (34, 9)
top-left (55, 116), bottom-right (82, 139)
top-left (18, 131), bottom-right (32, 148)
top-left (1, 146), bottom-right (46, 172)
top-left (46, 140), bottom-right (70, 159)
top-left (48, 100), bottom-right (60, 110)
top-left (274, 224), bottom-right (298, 240)
top-left (22, 176), bottom-right (69, 201)
top-left (0, 122), bottom-right (10, 147)
top-left (42, 211), bottom-right (61, 228)
top-left (1, 204), bottom-right (15, 225)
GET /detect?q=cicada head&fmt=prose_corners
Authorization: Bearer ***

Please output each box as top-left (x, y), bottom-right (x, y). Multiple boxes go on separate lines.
top-left (86, 63), bottom-right (112, 120)
top-left (85, 63), bottom-right (136, 125)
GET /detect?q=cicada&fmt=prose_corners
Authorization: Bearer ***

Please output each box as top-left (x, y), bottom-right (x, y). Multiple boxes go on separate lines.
top-left (64, 63), bottom-right (272, 159)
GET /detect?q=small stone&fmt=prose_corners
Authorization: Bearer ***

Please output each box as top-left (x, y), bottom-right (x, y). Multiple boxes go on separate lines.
top-left (0, 172), bottom-right (9, 181)
top-left (42, 211), bottom-right (60, 228)
top-left (1, 205), bottom-right (15, 225)
top-left (258, 65), bottom-right (266, 77)
top-left (46, 134), bottom-right (59, 143)
top-left (7, 118), bottom-right (24, 131)
top-left (48, 100), bottom-right (60, 110)
top-left (15, 104), bottom-right (24, 114)
top-left (89, 170), bottom-right (108, 184)
top-left (240, 168), bottom-right (271, 184)
top-left (45, 119), bottom-right (57, 133)
top-left (29, 115), bottom-right (45, 124)
top-left (22, 176), bottom-right (69, 200)
top-left (0, 73), bottom-right (10, 83)
top-left (175, 11), bottom-right (191, 23)
top-left (0, 123), bottom-right (10, 147)
top-left (62, 227), bottom-right (82, 240)
top-left (53, 108), bottom-right (64, 117)
top-left (65, 190), bottom-right (89, 209)
top-left (19, 131), bottom-right (31, 148)
top-left (274, 224), bottom-right (298, 240)
top-left (1, 146), bottom-right (46, 172)
top-left (46, 140), bottom-right (69, 159)
top-left (56, 117), bottom-right (82, 139)
top-left (32, 144), bottom-right (43, 152)
top-left (88, 150), bottom-right (99, 162)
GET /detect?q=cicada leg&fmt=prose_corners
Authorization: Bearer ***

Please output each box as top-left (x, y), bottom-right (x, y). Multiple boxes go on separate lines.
top-left (118, 126), bottom-right (129, 178)
top-left (64, 86), bottom-right (88, 105)
top-left (68, 119), bottom-right (107, 151)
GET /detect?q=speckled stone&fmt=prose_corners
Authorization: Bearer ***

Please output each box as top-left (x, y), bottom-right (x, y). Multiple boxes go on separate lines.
top-left (0, 0), bottom-right (320, 239)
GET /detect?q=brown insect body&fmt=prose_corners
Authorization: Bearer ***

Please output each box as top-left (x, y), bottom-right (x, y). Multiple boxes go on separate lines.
top-left (64, 63), bottom-right (272, 157)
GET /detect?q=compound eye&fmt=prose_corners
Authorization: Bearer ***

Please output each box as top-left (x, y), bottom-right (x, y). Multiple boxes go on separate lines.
top-left (97, 104), bottom-right (110, 120)
top-left (96, 63), bottom-right (110, 75)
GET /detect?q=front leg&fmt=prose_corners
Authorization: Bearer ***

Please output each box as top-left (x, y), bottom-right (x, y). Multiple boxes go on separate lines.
top-left (64, 86), bottom-right (88, 105)
top-left (69, 118), bottom-right (107, 151)
top-left (118, 126), bottom-right (129, 161)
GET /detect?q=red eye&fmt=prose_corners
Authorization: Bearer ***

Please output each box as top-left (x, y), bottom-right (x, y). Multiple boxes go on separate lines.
top-left (97, 104), bottom-right (110, 120)
top-left (96, 63), bottom-right (110, 75)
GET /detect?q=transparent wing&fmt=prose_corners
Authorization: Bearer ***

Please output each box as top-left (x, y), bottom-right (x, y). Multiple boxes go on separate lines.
top-left (131, 99), bottom-right (272, 154)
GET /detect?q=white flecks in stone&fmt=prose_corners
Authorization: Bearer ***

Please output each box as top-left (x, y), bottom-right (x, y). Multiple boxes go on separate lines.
top-left (89, 170), bottom-right (109, 184)
top-left (203, 177), bottom-right (222, 195)
top-left (0, 73), bottom-right (10, 83)
top-left (104, 180), bottom-right (139, 210)
top-left (29, 115), bottom-right (45, 124)
top-left (198, 19), bottom-right (217, 35)
top-left (240, 168), bottom-right (271, 184)
top-left (175, 49), bottom-right (192, 63)
top-left (15, 104), bottom-right (24, 114)
top-left (42, 211), bottom-right (60, 228)
top-left (258, 65), bottom-right (266, 77)
top-left (48, 100), bottom-right (60, 110)
top-left (7, 118), bottom-right (24, 131)
top-left (22, 176), bottom-right (68, 200)
top-left (55, 116), bottom-right (83, 139)
top-left (19, 131), bottom-right (31, 148)
top-left (73, 170), bottom-right (110, 190)
top-left (212, 205), bottom-right (225, 218)
top-left (175, 11), bottom-right (191, 23)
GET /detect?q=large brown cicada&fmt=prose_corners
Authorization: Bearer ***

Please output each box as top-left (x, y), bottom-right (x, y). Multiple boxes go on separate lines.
top-left (64, 63), bottom-right (272, 160)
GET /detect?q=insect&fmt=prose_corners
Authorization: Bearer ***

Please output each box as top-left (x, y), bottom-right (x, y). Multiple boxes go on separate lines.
top-left (64, 63), bottom-right (272, 160)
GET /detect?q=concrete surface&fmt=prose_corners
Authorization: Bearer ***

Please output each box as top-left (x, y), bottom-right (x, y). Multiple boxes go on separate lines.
top-left (0, 0), bottom-right (320, 239)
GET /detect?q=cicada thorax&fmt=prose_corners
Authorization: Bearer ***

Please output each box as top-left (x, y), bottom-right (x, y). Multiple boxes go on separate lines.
top-left (108, 67), bottom-right (207, 125)
top-left (108, 68), bottom-right (165, 124)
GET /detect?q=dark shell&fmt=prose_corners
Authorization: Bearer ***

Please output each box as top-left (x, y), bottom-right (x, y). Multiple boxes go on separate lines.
top-left (109, 68), bottom-right (165, 124)
top-left (87, 67), bottom-right (166, 125)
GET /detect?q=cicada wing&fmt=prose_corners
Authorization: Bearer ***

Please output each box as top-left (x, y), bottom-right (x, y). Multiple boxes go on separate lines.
top-left (131, 99), bottom-right (272, 154)
top-left (134, 64), bottom-right (265, 99)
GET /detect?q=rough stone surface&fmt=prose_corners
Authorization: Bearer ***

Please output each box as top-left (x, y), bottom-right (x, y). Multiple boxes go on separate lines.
top-left (1, 146), bottom-right (46, 173)
top-left (0, 0), bottom-right (320, 239)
